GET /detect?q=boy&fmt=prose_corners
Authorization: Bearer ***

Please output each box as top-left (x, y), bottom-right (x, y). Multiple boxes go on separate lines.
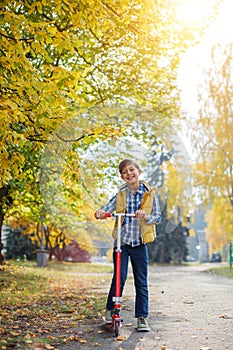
top-left (95, 159), bottom-right (161, 331)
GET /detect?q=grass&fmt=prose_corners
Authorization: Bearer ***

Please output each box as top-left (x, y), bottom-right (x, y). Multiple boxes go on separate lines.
top-left (46, 259), bottom-right (113, 273)
top-left (0, 259), bottom-right (113, 349)
top-left (208, 265), bottom-right (233, 279)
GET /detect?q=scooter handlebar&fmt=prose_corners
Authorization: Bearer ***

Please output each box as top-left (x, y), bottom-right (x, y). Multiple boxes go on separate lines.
top-left (94, 212), bottom-right (135, 219)
top-left (94, 212), bottom-right (112, 219)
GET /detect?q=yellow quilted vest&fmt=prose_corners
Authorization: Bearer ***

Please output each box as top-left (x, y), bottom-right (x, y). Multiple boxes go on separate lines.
top-left (112, 181), bottom-right (157, 244)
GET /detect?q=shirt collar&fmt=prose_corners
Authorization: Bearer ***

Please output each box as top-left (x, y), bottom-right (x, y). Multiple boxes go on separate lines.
top-left (119, 180), bottom-right (149, 193)
top-left (126, 182), bottom-right (145, 195)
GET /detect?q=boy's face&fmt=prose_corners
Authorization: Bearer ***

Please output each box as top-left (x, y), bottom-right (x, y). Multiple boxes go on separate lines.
top-left (120, 163), bottom-right (142, 186)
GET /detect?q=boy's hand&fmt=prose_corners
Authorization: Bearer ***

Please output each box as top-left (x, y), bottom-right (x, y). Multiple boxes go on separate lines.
top-left (135, 210), bottom-right (149, 221)
top-left (95, 210), bottom-right (106, 220)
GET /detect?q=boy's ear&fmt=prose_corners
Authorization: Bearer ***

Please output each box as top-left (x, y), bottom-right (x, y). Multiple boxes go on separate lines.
top-left (139, 168), bottom-right (142, 175)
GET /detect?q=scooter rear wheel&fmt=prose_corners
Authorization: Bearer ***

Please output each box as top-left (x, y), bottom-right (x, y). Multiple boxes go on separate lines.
top-left (114, 320), bottom-right (120, 337)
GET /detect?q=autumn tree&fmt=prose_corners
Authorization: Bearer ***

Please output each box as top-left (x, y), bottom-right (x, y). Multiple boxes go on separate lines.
top-left (0, 0), bottom-right (220, 262)
top-left (192, 42), bottom-right (233, 251)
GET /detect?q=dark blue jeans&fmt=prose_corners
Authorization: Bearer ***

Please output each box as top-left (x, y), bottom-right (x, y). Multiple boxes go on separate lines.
top-left (106, 244), bottom-right (149, 318)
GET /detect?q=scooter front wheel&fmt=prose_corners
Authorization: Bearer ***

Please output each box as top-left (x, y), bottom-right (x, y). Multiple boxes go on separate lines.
top-left (114, 319), bottom-right (120, 337)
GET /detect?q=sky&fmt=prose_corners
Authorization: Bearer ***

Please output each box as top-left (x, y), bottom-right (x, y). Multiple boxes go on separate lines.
top-left (177, 0), bottom-right (233, 157)
top-left (178, 0), bottom-right (233, 115)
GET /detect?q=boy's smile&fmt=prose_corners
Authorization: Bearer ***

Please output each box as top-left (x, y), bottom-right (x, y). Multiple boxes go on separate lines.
top-left (121, 164), bottom-right (142, 190)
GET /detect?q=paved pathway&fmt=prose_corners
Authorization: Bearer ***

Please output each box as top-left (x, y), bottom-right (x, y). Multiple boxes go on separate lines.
top-left (58, 263), bottom-right (233, 350)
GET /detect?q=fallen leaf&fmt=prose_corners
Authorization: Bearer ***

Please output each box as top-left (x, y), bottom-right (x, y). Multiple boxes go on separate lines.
top-left (32, 343), bottom-right (45, 350)
top-left (11, 331), bottom-right (22, 336)
top-left (24, 334), bottom-right (32, 339)
top-left (219, 314), bottom-right (229, 319)
top-left (117, 336), bottom-right (126, 341)
top-left (69, 335), bottom-right (79, 341)
top-left (45, 345), bottom-right (55, 349)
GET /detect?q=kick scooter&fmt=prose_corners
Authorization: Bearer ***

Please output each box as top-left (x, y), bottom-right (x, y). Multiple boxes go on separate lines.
top-left (95, 211), bottom-right (135, 337)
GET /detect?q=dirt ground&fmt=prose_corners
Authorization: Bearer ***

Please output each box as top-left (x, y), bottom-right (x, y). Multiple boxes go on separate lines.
top-left (57, 263), bottom-right (233, 350)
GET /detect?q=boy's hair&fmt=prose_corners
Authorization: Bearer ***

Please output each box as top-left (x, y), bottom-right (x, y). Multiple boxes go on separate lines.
top-left (118, 159), bottom-right (141, 174)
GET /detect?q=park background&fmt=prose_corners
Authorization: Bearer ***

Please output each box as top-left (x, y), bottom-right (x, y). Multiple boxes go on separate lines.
top-left (1, 0), bottom-right (233, 349)
top-left (1, 0), bottom-right (232, 266)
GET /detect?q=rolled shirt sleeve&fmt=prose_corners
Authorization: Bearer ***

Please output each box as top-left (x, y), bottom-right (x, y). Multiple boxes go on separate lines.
top-left (145, 194), bottom-right (161, 225)
top-left (100, 194), bottom-right (117, 213)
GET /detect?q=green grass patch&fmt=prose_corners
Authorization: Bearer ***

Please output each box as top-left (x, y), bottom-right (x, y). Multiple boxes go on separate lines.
top-left (0, 260), bottom-right (112, 349)
top-left (8, 258), bottom-right (113, 273)
top-left (208, 265), bottom-right (233, 279)
top-left (46, 259), bottom-right (113, 273)
top-left (0, 262), bottom-right (49, 306)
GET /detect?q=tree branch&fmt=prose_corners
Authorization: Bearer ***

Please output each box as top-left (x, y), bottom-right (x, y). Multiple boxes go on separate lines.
top-left (55, 132), bottom-right (95, 143)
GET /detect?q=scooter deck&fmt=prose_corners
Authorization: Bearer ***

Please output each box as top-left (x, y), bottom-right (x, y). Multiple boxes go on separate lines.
top-left (102, 316), bottom-right (123, 326)
top-left (102, 316), bottom-right (114, 330)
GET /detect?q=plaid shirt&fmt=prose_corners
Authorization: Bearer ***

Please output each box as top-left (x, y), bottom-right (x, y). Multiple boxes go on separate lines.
top-left (101, 182), bottom-right (161, 247)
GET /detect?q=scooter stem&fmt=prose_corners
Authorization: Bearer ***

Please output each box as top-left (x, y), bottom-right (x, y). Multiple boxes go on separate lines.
top-left (116, 213), bottom-right (123, 252)
top-left (115, 213), bottom-right (123, 298)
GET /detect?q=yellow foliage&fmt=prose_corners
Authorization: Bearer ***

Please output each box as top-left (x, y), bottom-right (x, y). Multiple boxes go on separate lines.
top-left (162, 159), bottom-right (193, 219)
top-left (205, 198), bottom-right (232, 253)
top-left (192, 42), bottom-right (233, 243)
top-left (188, 228), bottom-right (195, 237)
top-left (0, 0), bottom-right (220, 252)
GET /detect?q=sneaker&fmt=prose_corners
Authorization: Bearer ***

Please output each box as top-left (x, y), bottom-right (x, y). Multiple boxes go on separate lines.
top-left (105, 310), bottom-right (114, 323)
top-left (137, 317), bottom-right (150, 332)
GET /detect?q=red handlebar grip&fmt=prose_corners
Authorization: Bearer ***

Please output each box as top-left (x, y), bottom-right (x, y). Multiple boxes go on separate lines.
top-left (94, 212), bottom-right (112, 218)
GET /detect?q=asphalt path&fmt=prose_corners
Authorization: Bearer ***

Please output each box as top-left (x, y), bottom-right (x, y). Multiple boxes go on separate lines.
top-left (58, 263), bottom-right (233, 350)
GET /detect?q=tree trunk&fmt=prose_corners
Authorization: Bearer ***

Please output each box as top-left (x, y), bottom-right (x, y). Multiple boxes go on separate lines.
top-left (0, 211), bottom-right (4, 264)
top-left (0, 186), bottom-right (10, 264)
